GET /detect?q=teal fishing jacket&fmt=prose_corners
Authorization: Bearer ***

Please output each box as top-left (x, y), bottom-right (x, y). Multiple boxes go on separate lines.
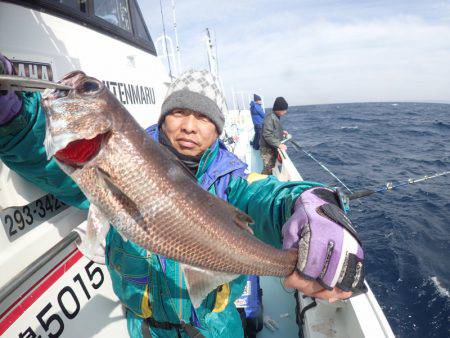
top-left (0, 92), bottom-right (322, 338)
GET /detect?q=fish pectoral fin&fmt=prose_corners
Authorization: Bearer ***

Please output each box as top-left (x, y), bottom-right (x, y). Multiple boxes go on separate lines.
top-left (95, 166), bottom-right (133, 198)
top-left (74, 204), bottom-right (110, 264)
top-left (181, 264), bottom-right (239, 308)
top-left (94, 167), bottom-right (144, 239)
top-left (95, 167), bottom-right (137, 209)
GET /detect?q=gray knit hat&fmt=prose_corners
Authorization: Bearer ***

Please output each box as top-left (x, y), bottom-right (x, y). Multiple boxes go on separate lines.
top-left (159, 70), bottom-right (227, 134)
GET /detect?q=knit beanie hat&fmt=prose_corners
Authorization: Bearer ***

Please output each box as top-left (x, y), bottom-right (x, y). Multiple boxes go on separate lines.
top-left (273, 97), bottom-right (288, 111)
top-left (159, 70), bottom-right (227, 134)
top-left (254, 94), bottom-right (262, 101)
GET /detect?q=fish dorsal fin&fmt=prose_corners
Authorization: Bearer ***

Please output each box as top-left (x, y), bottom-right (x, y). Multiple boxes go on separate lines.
top-left (181, 264), bottom-right (239, 308)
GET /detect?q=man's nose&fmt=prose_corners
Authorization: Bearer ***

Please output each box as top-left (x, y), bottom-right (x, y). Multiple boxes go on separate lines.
top-left (180, 114), bottom-right (197, 133)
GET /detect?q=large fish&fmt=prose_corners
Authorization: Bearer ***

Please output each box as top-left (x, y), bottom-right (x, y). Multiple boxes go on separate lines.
top-left (42, 71), bottom-right (298, 306)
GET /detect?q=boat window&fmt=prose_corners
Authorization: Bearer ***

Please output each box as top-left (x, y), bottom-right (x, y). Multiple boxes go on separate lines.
top-left (53, 0), bottom-right (87, 12)
top-left (12, 0), bottom-right (156, 55)
top-left (93, 0), bottom-right (132, 32)
top-left (130, 0), bottom-right (150, 42)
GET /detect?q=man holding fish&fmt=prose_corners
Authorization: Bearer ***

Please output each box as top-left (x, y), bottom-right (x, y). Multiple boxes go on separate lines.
top-left (0, 53), bottom-right (365, 338)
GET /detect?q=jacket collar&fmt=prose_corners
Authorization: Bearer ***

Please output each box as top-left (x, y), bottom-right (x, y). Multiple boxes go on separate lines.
top-left (146, 124), bottom-right (246, 187)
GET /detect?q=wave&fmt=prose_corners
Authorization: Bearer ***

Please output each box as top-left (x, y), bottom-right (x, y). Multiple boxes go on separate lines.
top-left (340, 125), bottom-right (359, 131)
top-left (430, 276), bottom-right (450, 299)
top-left (434, 121), bottom-right (450, 130)
top-left (400, 129), bottom-right (435, 137)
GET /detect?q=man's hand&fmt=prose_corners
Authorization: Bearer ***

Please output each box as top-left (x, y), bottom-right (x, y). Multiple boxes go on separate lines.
top-left (283, 130), bottom-right (289, 137)
top-left (278, 143), bottom-right (287, 151)
top-left (0, 53), bottom-right (22, 125)
top-left (282, 187), bottom-right (367, 300)
top-left (284, 271), bottom-right (352, 302)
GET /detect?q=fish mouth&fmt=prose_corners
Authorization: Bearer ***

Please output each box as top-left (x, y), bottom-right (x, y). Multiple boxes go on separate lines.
top-left (42, 71), bottom-right (110, 161)
top-left (44, 120), bottom-right (112, 161)
top-left (54, 131), bottom-right (111, 170)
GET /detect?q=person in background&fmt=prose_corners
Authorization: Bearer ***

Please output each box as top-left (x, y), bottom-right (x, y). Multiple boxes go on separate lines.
top-left (0, 54), bottom-right (365, 338)
top-left (260, 97), bottom-right (289, 175)
top-left (249, 94), bottom-right (265, 150)
top-left (235, 275), bottom-right (263, 338)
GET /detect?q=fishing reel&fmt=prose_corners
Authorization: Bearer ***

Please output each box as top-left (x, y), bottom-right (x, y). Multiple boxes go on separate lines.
top-left (335, 187), bottom-right (350, 214)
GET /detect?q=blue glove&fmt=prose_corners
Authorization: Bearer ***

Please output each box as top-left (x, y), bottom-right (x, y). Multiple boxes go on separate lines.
top-left (282, 187), bottom-right (366, 294)
top-left (0, 53), bottom-right (22, 125)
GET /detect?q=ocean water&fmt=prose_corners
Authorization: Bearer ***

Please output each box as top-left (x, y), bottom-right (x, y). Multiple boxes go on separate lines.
top-left (283, 102), bottom-right (450, 338)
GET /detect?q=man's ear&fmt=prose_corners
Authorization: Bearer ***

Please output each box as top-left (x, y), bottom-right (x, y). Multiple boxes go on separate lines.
top-left (161, 120), bottom-right (167, 132)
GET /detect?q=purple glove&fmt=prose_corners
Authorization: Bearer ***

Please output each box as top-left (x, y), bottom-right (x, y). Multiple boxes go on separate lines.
top-left (0, 53), bottom-right (22, 125)
top-left (282, 187), bottom-right (366, 294)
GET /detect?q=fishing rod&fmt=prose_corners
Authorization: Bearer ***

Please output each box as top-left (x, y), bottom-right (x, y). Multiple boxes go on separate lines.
top-left (348, 170), bottom-right (450, 201)
top-left (286, 137), bottom-right (449, 212)
top-left (288, 138), bottom-right (353, 193)
top-left (334, 171), bottom-right (450, 213)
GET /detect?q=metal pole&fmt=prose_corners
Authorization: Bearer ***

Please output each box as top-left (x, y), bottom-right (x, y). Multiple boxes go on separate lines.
top-left (171, 0), bottom-right (182, 74)
top-left (240, 92), bottom-right (245, 111)
top-left (231, 86), bottom-right (237, 110)
top-left (159, 0), bottom-right (173, 78)
top-left (205, 28), bottom-right (213, 75)
top-left (205, 28), bottom-right (220, 77)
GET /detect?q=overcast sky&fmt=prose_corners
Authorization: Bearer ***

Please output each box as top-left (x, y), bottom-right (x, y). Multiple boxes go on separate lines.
top-left (138, 0), bottom-right (450, 106)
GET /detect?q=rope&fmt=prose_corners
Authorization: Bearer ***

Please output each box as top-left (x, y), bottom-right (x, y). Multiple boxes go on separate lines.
top-left (289, 139), bottom-right (353, 193)
top-left (159, 0), bottom-right (173, 79)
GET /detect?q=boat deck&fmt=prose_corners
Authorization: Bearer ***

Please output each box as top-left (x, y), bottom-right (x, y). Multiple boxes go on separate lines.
top-left (259, 277), bottom-right (299, 338)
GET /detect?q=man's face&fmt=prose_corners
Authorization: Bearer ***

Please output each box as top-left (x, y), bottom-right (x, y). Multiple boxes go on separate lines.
top-left (162, 109), bottom-right (219, 157)
top-left (275, 110), bottom-right (287, 117)
top-left (256, 100), bottom-right (262, 105)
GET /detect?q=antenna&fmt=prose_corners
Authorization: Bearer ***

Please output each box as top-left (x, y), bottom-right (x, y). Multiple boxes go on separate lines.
top-left (171, 0), bottom-right (182, 74)
top-left (155, 35), bottom-right (177, 76)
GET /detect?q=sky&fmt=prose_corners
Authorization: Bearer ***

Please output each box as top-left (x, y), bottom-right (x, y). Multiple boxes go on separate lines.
top-left (138, 0), bottom-right (450, 106)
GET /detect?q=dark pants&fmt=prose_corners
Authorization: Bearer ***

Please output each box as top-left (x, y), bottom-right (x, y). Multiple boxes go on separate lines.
top-left (260, 146), bottom-right (277, 175)
top-left (238, 308), bottom-right (264, 338)
top-left (251, 124), bottom-right (262, 150)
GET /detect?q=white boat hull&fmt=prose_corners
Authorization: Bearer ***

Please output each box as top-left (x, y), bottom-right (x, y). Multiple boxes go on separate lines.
top-left (1, 242), bottom-right (128, 338)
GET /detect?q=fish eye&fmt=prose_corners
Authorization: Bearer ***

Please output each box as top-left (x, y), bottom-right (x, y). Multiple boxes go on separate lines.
top-left (82, 81), bottom-right (100, 93)
top-left (54, 89), bottom-right (70, 99)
